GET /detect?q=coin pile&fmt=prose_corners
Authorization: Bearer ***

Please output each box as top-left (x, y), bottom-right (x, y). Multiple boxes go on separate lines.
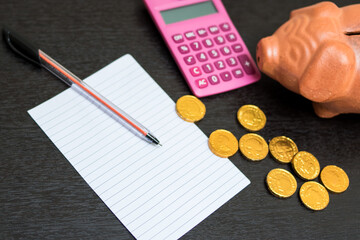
top-left (175, 96), bottom-right (350, 211)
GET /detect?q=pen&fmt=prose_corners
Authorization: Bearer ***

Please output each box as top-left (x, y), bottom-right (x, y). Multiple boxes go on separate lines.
top-left (3, 27), bottom-right (161, 146)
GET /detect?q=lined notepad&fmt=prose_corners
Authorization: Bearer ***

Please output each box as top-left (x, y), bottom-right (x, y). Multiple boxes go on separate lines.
top-left (28, 54), bottom-right (250, 240)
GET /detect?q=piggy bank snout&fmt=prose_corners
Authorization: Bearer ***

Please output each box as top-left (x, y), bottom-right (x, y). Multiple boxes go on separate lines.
top-left (256, 37), bottom-right (279, 77)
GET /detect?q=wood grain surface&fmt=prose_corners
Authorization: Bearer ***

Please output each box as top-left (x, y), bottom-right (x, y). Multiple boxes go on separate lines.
top-left (0, 0), bottom-right (359, 239)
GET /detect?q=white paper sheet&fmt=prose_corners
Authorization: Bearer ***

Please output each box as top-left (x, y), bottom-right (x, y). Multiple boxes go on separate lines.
top-left (28, 54), bottom-right (250, 240)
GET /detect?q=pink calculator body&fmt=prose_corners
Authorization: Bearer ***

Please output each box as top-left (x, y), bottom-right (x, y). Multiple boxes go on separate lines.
top-left (143, 0), bottom-right (261, 97)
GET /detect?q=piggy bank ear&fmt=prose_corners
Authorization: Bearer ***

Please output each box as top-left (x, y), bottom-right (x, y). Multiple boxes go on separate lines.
top-left (290, 2), bottom-right (340, 18)
top-left (299, 41), bottom-right (356, 102)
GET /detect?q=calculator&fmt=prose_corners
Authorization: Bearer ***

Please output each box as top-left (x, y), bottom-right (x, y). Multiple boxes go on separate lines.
top-left (144, 0), bottom-right (261, 98)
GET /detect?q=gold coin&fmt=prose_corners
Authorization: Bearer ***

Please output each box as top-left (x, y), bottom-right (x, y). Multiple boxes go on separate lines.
top-left (237, 105), bottom-right (266, 131)
top-left (299, 181), bottom-right (329, 211)
top-left (239, 133), bottom-right (268, 161)
top-left (320, 165), bottom-right (349, 193)
top-left (292, 151), bottom-right (320, 180)
top-left (208, 129), bottom-right (238, 158)
top-left (176, 95), bottom-right (206, 122)
top-left (266, 168), bottom-right (297, 198)
top-left (269, 136), bottom-right (298, 163)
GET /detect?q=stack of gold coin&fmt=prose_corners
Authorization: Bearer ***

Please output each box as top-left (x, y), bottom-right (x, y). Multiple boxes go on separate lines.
top-left (320, 165), bottom-right (349, 193)
top-left (239, 133), bottom-right (268, 161)
top-left (292, 151), bottom-right (320, 180)
top-left (176, 95), bottom-right (206, 122)
top-left (266, 168), bottom-right (297, 198)
top-left (299, 181), bottom-right (329, 211)
top-left (237, 105), bottom-right (266, 131)
top-left (208, 129), bottom-right (238, 158)
top-left (269, 136), bottom-right (298, 163)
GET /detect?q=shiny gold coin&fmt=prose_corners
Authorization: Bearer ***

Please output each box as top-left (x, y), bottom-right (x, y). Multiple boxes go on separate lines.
top-left (237, 105), bottom-right (266, 131)
top-left (239, 133), bottom-right (268, 161)
top-left (266, 168), bottom-right (297, 198)
top-left (176, 95), bottom-right (206, 122)
top-left (299, 181), bottom-right (329, 211)
top-left (292, 151), bottom-right (320, 180)
top-left (320, 165), bottom-right (349, 193)
top-left (269, 136), bottom-right (298, 163)
top-left (208, 129), bottom-right (238, 158)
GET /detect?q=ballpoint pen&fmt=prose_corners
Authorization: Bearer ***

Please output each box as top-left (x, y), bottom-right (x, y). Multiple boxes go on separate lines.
top-left (3, 27), bottom-right (161, 146)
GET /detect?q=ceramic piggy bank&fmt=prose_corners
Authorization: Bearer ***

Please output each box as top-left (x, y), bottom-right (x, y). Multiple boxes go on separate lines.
top-left (256, 1), bottom-right (360, 118)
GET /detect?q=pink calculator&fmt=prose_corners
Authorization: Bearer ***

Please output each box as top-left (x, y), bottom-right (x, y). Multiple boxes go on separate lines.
top-left (143, 0), bottom-right (261, 98)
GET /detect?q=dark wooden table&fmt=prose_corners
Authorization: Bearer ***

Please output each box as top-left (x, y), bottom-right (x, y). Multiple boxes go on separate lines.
top-left (1, 0), bottom-right (359, 239)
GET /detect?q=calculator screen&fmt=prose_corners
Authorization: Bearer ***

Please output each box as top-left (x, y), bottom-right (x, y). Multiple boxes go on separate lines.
top-left (161, 1), bottom-right (218, 24)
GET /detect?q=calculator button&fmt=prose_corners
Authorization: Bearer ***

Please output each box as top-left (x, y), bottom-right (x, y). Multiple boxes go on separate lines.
top-left (178, 45), bottom-right (190, 54)
top-left (208, 25), bottom-right (219, 34)
top-left (190, 66), bottom-right (202, 77)
top-left (208, 75), bottom-right (220, 85)
top-left (226, 57), bottom-right (237, 66)
top-left (220, 46), bottom-right (231, 55)
top-left (214, 60), bottom-right (226, 70)
top-left (214, 36), bottom-right (225, 45)
top-left (195, 78), bottom-right (208, 88)
top-left (190, 41), bottom-right (202, 51)
top-left (202, 38), bottom-right (214, 48)
top-left (232, 68), bottom-right (244, 78)
top-left (196, 52), bottom-right (208, 62)
top-left (238, 55), bottom-right (255, 74)
top-left (220, 23), bottom-right (231, 32)
top-left (184, 31), bottom-right (196, 40)
top-left (208, 49), bottom-right (220, 59)
top-left (232, 44), bottom-right (243, 52)
top-left (184, 55), bottom-right (196, 65)
top-left (172, 34), bottom-right (184, 43)
top-left (197, 28), bottom-right (208, 37)
top-left (202, 63), bottom-right (214, 73)
top-left (226, 33), bottom-right (237, 42)
top-left (220, 71), bottom-right (232, 81)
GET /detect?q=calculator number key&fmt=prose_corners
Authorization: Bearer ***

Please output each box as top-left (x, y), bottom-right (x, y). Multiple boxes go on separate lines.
top-left (226, 57), bottom-right (237, 66)
top-left (214, 60), bottom-right (226, 70)
top-left (208, 75), bottom-right (220, 85)
top-left (203, 39), bottom-right (214, 48)
top-left (178, 45), bottom-right (190, 54)
top-left (196, 78), bottom-right (208, 88)
top-left (214, 36), bottom-right (225, 45)
top-left (220, 46), bottom-right (231, 55)
top-left (202, 63), bottom-right (214, 73)
top-left (190, 41), bottom-right (202, 51)
top-left (196, 52), bottom-right (208, 62)
top-left (208, 49), bottom-right (219, 59)
top-left (184, 55), bottom-right (196, 65)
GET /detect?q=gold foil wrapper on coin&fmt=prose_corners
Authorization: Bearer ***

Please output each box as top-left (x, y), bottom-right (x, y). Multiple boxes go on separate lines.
top-left (269, 136), bottom-right (298, 163)
top-left (266, 168), bottom-right (297, 198)
top-left (320, 165), bottom-right (349, 193)
top-left (176, 95), bottom-right (206, 122)
top-left (237, 105), bottom-right (266, 131)
top-left (292, 151), bottom-right (320, 180)
top-left (299, 181), bottom-right (329, 211)
top-left (239, 133), bottom-right (268, 161)
top-left (209, 129), bottom-right (238, 158)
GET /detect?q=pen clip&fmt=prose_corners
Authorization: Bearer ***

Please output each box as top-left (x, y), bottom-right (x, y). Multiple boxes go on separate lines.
top-left (3, 26), bottom-right (41, 66)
